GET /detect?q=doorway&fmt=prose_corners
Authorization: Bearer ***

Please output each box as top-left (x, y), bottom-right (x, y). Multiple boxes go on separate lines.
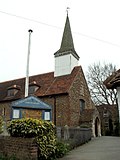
top-left (95, 117), bottom-right (100, 137)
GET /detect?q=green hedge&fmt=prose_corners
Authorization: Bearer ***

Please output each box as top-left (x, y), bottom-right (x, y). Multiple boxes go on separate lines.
top-left (7, 118), bottom-right (69, 159)
top-left (7, 118), bottom-right (56, 159)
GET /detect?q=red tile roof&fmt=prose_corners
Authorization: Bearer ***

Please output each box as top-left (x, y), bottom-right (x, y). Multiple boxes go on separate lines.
top-left (0, 66), bottom-right (81, 102)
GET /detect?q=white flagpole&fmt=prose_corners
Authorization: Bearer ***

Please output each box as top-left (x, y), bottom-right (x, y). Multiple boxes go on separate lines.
top-left (25, 29), bottom-right (33, 97)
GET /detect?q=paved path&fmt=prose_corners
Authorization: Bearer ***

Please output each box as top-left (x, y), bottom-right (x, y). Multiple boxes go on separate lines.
top-left (59, 136), bottom-right (120, 160)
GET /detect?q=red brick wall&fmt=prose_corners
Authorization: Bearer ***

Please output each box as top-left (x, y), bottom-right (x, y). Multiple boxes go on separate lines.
top-left (69, 68), bottom-right (94, 126)
top-left (41, 95), bottom-right (70, 126)
top-left (0, 136), bottom-right (38, 160)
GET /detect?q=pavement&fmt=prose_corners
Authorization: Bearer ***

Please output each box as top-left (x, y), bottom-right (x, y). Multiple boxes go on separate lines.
top-left (59, 136), bottom-right (120, 160)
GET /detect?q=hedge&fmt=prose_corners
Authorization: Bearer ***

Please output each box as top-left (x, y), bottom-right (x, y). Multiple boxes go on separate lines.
top-left (7, 118), bottom-right (56, 159)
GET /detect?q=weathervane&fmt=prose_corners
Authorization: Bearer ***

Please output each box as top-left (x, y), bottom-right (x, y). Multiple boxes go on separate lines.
top-left (66, 7), bottom-right (70, 15)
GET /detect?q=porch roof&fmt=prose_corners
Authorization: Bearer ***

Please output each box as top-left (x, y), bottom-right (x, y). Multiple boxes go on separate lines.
top-left (11, 96), bottom-right (51, 110)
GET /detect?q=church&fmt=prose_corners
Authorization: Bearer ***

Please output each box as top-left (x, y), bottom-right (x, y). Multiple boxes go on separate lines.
top-left (0, 13), bottom-right (101, 137)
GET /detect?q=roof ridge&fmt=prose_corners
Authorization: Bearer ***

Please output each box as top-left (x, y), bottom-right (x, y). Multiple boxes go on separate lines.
top-left (0, 71), bottom-right (54, 85)
top-left (67, 66), bottom-right (81, 92)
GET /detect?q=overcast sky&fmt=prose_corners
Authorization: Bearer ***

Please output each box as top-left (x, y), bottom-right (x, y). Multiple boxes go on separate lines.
top-left (0, 0), bottom-right (120, 82)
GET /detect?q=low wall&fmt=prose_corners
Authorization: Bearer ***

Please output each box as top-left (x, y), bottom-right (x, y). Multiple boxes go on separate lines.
top-left (0, 128), bottom-right (92, 159)
top-left (57, 127), bottom-right (92, 148)
top-left (0, 136), bottom-right (38, 160)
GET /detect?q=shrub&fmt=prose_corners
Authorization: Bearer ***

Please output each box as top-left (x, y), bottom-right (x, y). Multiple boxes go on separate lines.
top-left (45, 141), bottom-right (70, 160)
top-left (7, 118), bottom-right (43, 137)
top-left (80, 124), bottom-right (89, 128)
top-left (7, 118), bottom-right (57, 159)
top-left (55, 141), bottom-right (70, 158)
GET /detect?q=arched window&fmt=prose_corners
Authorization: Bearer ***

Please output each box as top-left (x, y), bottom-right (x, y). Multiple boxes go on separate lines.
top-left (80, 99), bottom-right (85, 113)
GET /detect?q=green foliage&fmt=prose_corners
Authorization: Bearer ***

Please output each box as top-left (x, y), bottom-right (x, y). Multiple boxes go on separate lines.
top-left (55, 141), bottom-right (70, 158)
top-left (44, 141), bottom-right (70, 160)
top-left (0, 155), bottom-right (18, 160)
top-left (8, 118), bottom-right (45, 137)
top-left (7, 118), bottom-right (57, 159)
top-left (80, 124), bottom-right (89, 128)
top-left (0, 116), bottom-right (3, 133)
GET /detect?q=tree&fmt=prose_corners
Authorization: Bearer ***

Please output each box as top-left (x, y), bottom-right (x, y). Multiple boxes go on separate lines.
top-left (86, 62), bottom-right (117, 105)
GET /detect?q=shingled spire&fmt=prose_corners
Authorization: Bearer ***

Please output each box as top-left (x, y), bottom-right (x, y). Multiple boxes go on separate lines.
top-left (54, 13), bottom-right (80, 77)
top-left (54, 14), bottom-right (79, 60)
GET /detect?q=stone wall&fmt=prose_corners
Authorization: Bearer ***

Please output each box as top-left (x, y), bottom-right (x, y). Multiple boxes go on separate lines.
top-left (57, 126), bottom-right (92, 148)
top-left (0, 136), bottom-right (38, 160)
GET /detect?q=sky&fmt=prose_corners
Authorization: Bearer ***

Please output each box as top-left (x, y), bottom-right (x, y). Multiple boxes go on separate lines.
top-left (0, 0), bottom-right (120, 82)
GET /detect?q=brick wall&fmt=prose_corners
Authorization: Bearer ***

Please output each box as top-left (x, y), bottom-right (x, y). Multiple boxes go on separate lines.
top-left (41, 95), bottom-right (70, 126)
top-left (69, 68), bottom-right (94, 126)
top-left (0, 136), bottom-right (38, 160)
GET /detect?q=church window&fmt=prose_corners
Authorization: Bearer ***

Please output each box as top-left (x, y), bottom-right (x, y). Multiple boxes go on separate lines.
top-left (80, 99), bottom-right (85, 113)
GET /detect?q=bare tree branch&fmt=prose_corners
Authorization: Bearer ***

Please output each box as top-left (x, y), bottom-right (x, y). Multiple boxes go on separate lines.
top-left (86, 62), bottom-right (117, 105)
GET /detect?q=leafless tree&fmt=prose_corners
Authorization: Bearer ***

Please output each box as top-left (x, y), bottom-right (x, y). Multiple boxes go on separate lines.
top-left (86, 62), bottom-right (117, 105)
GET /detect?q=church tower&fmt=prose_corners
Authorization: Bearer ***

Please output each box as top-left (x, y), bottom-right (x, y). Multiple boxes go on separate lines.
top-left (54, 13), bottom-right (79, 77)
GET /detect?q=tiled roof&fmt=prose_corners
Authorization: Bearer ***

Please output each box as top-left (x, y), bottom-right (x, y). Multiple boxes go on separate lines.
top-left (0, 66), bottom-right (81, 102)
